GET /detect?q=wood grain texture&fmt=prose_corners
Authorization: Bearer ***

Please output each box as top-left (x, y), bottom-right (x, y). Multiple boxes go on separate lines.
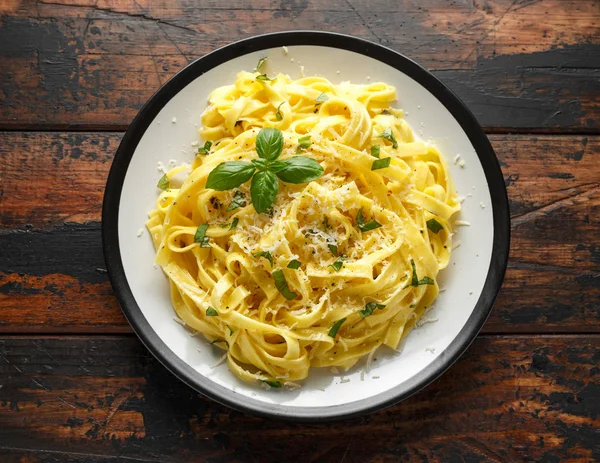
top-left (0, 335), bottom-right (598, 462)
top-left (1, 132), bottom-right (598, 333)
top-left (0, 0), bottom-right (599, 130)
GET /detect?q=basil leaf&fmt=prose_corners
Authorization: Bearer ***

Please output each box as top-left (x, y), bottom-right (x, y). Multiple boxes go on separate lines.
top-left (297, 134), bottom-right (312, 153)
top-left (194, 224), bottom-right (211, 248)
top-left (275, 156), bottom-right (324, 184)
top-left (329, 258), bottom-right (344, 272)
top-left (379, 128), bottom-right (398, 149)
top-left (328, 244), bottom-right (338, 256)
top-left (226, 325), bottom-right (234, 335)
top-left (272, 269), bottom-right (298, 300)
top-left (359, 301), bottom-right (386, 318)
top-left (328, 318), bottom-right (346, 338)
top-left (157, 174), bottom-right (169, 190)
top-left (356, 208), bottom-right (382, 232)
top-left (315, 93), bottom-right (328, 104)
top-left (254, 250), bottom-right (274, 268)
top-left (265, 160), bottom-right (287, 173)
top-left (254, 56), bottom-right (268, 72)
top-left (251, 170), bottom-right (279, 214)
top-left (371, 157), bottom-right (391, 171)
top-left (198, 140), bottom-right (212, 155)
top-left (261, 379), bottom-right (282, 388)
top-left (426, 218), bottom-right (443, 234)
top-left (256, 127), bottom-right (284, 161)
top-left (371, 145), bottom-right (380, 158)
top-left (275, 102), bottom-right (284, 121)
top-left (287, 259), bottom-right (301, 269)
top-left (229, 217), bottom-right (239, 230)
top-left (409, 259), bottom-right (435, 287)
top-left (323, 217), bottom-right (331, 230)
top-left (251, 158), bottom-right (269, 171)
top-left (256, 74), bottom-right (274, 82)
top-left (206, 307), bottom-right (218, 317)
top-left (227, 190), bottom-right (246, 211)
top-left (206, 161), bottom-right (255, 191)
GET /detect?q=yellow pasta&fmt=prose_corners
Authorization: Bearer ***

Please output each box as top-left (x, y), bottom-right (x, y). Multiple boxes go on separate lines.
top-left (147, 70), bottom-right (460, 387)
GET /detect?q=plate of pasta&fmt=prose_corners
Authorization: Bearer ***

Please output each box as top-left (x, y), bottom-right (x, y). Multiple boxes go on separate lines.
top-left (103, 31), bottom-right (509, 421)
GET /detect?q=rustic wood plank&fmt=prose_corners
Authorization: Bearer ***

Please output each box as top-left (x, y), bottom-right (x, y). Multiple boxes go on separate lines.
top-left (0, 132), bottom-right (598, 333)
top-left (0, 335), bottom-right (598, 462)
top-left (0, 0), bottom-right (598, 130)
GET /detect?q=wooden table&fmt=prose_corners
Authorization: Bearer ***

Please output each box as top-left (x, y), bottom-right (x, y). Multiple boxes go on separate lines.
top-left (1, 1), bottom-right (599, 461)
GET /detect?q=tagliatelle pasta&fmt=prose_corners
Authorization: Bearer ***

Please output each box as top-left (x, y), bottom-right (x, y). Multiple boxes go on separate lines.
top-left (147, 69), bottom-right (460, 388)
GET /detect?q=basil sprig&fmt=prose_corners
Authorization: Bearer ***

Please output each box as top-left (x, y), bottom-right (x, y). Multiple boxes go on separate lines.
top-left (356, 208), bottom-right (382, 232)
top-left (409, 259), bottom-right (435, 286)
top-left (206, 128), bottom-right (324, 213)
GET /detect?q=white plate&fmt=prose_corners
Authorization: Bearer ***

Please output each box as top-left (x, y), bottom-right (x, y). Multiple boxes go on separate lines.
top-left (103, 31), bottom-right (510, 421)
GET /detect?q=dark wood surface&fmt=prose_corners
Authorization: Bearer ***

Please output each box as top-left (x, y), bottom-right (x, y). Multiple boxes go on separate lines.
top-left (1, 1), bottom-right (599, 461)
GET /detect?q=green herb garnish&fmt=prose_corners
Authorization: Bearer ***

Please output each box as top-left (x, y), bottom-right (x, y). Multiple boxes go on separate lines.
top-left (328, 318), bottom-right (346, 337)
top-left (329, 258), bottom-right (344, 272)
top-left (254, 56), bottom-right (268, 72)
top-left (157, 174), bottom-right (169, 190)
top-left (206, 307), bottom-right (218, 317)
top-left (194, 224), bottom-right (211, 248)
top-left (272, 269), bottom-right (298, 300)
top-left (426, 218), bottom-right (443, 234)
top-left (371, 157), bottom-right (391, 171)
top-left (227, 190), bottom-right (246, 212)
top-left (261, 379), bottom-right (281, 388)
top-left (254, 250), bottom-right (274, 267)
top-left (315, 93), bottom-right (329, 105)
top-left (275, 102), bottom-right (285, 121)
top-left (356, 208), bottom-right (382, 233)
top-left (381, 109), bottom-right (392, 115)
top-left (256, 74), bottom-right (274, 82)
top-left (297, 134), bottom-right (312, 153)
top-left (323, 217), bottom-right (331, 230)
top-left (226, 325), bottom-right (234, 335)
top-left (371, 145), bottom-right (380, 158)
top-left (197, 140), bottom-right (212, 155)
top-left (287, 259), bottom-right (301, 269)
top-left (379, 128), bottom-right (398, 149)
top-left (229, 217), bottom-right (239, 230)
top-left (328, 244), bottom-right (338, 256)
top-left (359, 302), bottom-right (385, 318)
top-left (409, 259), bottom-right (435, 287)
top-left (205, 128), bottom-right (323, 213)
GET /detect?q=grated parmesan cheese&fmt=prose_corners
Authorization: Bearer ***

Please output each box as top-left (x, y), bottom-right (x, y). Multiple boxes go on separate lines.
top-left (137, 228), bottom-right (144, 237)
top-left (171, 117), bottom-right (177, 123)
top-left (454, 220), bottom-right (471, 227)
top-left (211, 353), bottom-right (228, 368)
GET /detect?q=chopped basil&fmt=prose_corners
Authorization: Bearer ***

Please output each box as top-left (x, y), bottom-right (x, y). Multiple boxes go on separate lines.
top-left (329, 258), bottom-right (344, 272)
top-left (323, 216), bottom-right (331, 230)
top-left (328, 318), bottom-right (346, 337)
top-left (379, 128), bottom-right (398, 149)
top-left (371, 145), bottom-right (380, 158)
top-left (226, 325), bottom-right (234, 335)
top-left (409, 259), bottom-right (435, 287)
top-left (287, 259), bottom-right (301, 269)
top-left (275, 102), bottom-right (285, 121)
top-left (256, 74), bottom-right (274, 82)
top-left (261, 379), bottom-right (281, 388)
top-left (227, 190), bottom-right (247, 212)
top-left (197, 140), bottom-right (212, 155)
top-left (206, 307), bottom-right (218, 316)
top-left (254, 56), bottom-right (268, 72)
top-left (328, 244), bottom-right (338, 256)
top-left (229, 217), bottom-right (239, 230)
top-left (359, 301), bottom-right (385, 318)
top-left (315, 93), bottom-right (329, 104)
top-left (272, 269), bottom-right (298, 300)
top-left (409, 304), bottom-right (416, 308)
top-left (426, 218), bottom-right (443, 234)
top-left (157, 174), bottom-right (169, 190)
top-left (194, 224), bottom-right (211, 248)
top-left (254, 250), bottom-right (274, 267)
top-left (371, 157), bottom-right (391, 171)
top-left (297, 134), bottom-right (312, 153)
top-left (356, 208), bottom-right (382, 233)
